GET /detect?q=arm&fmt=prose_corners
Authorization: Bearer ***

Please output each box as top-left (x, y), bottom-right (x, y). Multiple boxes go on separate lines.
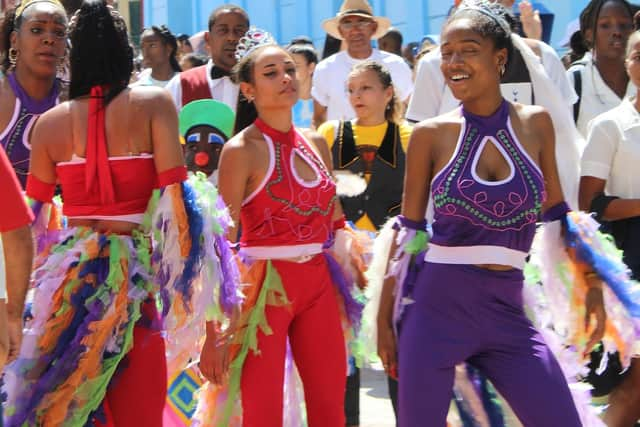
top-left (3, 132), bottom-right (38, 363)
top-left (311, 64), bottom-right (329, 129)
top-left (216, 135), bottom-right (251, 243)
top-left (377, 123), bottom-right (434, 376)
top-left (150, 90), bottom-right (186, 174)
top-left (518, 0), bottom-right (542, 41)
top-left (200, 133), bottom-right (251, 384)
top-left (579, 177), bottom-right (640, 220)
top-left (536, 109), bottom-right (606, 352)
top-left (312, 100), bottom-right (327, 130)
top-left (578, 115), bottom-right (640, 220)
top-left (2, 226), bottom-right (33, 363)
top-left (392, 57), bottom-right (414, 104)
top-left (406, 50), bottom-right (445, 123)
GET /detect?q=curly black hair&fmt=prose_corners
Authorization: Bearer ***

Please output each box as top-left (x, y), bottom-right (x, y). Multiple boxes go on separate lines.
top-left (444, 0), bottom-right (514, 67)
top-left (142, 25), bottom-right (181, 73)
top-left (67, 0), bottom-right (132, 105)
top-left (580, 0), bottom-right (634, 49)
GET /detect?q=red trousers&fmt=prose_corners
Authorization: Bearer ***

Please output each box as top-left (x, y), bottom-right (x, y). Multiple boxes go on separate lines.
top-left (95, 302), bottom-right (168, 426)
top-left (241, 255), bottom-right (347, 427)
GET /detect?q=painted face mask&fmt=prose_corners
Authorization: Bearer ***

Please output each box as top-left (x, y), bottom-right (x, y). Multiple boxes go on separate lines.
top-left (179, 99), bottom-right (235, 178)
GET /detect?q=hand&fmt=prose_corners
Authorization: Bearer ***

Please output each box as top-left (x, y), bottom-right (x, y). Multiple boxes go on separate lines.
top-left (519, 1), bottom-right (542, 40)
top-left (377, 321), bottom-right (398, 380)
top-left (7, 316), bottom-right (23, 363)
top-left (583, 285), bottom-right (606, 357)
top-left (199, 335), bottom-right (230, 385)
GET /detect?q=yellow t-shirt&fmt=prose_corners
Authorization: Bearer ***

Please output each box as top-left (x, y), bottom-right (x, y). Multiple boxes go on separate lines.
top-left (318, 120), bottom-right (412, 231)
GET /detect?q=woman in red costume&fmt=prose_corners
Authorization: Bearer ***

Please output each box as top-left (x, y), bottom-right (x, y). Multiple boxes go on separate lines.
top-left (197, 29), bottom-right (364, 427)
top-left (4, 1), bottom-right (235, 426)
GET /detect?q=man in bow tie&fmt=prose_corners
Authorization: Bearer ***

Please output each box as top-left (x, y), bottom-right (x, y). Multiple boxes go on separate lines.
top-left (166, 4), bottom-right (250, 111)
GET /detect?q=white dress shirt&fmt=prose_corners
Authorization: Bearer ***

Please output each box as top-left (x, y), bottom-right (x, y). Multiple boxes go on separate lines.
top-left (312, 49), bottom-right (413, 121)
top-left (568, 56), bottom-right (636, 138)
top-left (582, 98), bottom-right (640, 198)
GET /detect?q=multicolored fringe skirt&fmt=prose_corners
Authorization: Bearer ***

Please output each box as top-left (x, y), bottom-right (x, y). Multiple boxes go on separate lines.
top-left (193, 234), bottom-right (369, 427)
top-left (4, 227), bottom-right (153, 426)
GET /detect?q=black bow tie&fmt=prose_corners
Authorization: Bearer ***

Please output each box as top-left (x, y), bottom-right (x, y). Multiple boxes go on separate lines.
top-left (210, 65), bottom-right (231, 80)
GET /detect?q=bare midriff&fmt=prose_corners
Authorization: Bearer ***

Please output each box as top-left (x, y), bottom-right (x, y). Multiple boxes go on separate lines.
top-left (68, 218), bottom-right (140, 235)
top-left (475, 263), bottom-right (516, 271)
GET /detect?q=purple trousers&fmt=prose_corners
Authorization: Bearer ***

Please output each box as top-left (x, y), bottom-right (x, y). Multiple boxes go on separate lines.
top-left (398, 262), bottom-right (581, 426)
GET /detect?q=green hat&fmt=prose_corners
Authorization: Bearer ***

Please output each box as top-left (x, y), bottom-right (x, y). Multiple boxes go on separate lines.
top-left (179, 99), bottom-right (235, 140)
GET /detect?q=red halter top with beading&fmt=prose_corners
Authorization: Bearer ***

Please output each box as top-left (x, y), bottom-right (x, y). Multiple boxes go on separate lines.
top-left (240, 118), bottom-right (337, 248)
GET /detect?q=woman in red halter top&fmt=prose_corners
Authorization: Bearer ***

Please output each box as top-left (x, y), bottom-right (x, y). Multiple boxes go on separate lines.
top-left (196, 30), bottom-right (359, 427)
top-left (5, 2), bottom-right (236, 426)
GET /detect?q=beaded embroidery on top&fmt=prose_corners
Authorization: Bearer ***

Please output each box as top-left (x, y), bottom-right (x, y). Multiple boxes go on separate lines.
top-left (264, 129), bottom-right (337, 217)
top-left (432, 101), bottom-right (545, 231)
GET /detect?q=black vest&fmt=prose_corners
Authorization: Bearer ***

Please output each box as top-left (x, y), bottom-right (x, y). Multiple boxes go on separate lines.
top-left (331, 121), bottom-right (405, 230)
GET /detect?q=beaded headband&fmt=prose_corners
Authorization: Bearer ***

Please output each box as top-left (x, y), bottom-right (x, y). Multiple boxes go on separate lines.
top-left (14, 0), bottom-right (65, 22)
top-left (454, 1), bottom-right (511, 35)
top-left (234, 27), bottom-right (276, 61)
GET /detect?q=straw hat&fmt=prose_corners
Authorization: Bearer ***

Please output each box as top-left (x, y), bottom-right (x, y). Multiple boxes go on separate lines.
top-left (322, 0), bottom-right (392, 41)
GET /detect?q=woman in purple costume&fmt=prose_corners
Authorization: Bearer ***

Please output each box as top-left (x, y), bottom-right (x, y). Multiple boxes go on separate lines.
top-left (377, 3), bottom-right (593, 426)
top-left (0, 0), bottom-right (66, 188)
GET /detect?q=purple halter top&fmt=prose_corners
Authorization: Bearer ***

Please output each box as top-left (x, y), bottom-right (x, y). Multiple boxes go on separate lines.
top-left (1, 73), bottom-right (59, 188)
top-left (430, 99), bottom-right (546, 253)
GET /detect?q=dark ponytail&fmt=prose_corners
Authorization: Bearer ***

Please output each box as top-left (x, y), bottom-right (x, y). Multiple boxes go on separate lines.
top-left (68, 0), bottom-right (133, 105)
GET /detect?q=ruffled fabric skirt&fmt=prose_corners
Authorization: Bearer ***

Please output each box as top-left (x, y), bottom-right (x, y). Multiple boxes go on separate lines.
top-left (4, 228), bottom-right (155, 426)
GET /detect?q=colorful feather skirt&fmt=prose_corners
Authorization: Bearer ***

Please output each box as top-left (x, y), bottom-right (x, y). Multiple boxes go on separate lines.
top-left (4, 227), bottom-right (153, 426)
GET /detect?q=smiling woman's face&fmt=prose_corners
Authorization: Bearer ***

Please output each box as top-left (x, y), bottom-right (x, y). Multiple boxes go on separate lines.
top-left (439, 17), bottom-right (506, 103)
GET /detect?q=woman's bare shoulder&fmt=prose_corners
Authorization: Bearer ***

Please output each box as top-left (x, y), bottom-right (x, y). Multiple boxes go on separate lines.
top-left (128, 86), bottom-right (175, 111)
top-left (411, 110), bottom-right (461, 145)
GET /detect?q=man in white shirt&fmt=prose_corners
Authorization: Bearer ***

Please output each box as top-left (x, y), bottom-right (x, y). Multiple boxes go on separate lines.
top-left (165, 4), bottom-right (249, 111)
top-left (311, 0), bottom-right (413, 128)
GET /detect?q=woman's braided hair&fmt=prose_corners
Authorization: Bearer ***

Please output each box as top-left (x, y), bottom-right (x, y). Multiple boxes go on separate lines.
top-left (67, 0), bottom-right (132, 105)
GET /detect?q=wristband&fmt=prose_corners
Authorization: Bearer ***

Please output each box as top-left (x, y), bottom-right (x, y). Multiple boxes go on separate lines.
top-left (542, 201), bottom-right (570, 223)
top-left (394, 215), bottom-right (427, 231)
top-left (157, 166), bottom-right (187, 188)
top-left (26, 174), bottom-right (55, 203)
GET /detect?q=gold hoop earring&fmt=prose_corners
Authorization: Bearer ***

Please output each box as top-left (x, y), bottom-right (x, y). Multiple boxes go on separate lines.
top-left (8, 48), bottom-right (18, 69)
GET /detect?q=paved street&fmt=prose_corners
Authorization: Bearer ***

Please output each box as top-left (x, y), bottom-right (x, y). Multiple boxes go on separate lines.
top-left (360, 365), bottom-right (396, 427)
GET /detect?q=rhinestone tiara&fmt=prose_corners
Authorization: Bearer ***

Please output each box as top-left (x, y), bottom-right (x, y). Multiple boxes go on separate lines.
top-left (235, 27), bottom-right (277, 61)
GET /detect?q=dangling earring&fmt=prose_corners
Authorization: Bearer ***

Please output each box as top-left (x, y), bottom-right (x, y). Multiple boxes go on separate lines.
top-left (499, 63), bottom-right (506, 77)
top-left (8, 48), bottom-right (18, 70)
top-left (57, 56), bottom-right (66, 75)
